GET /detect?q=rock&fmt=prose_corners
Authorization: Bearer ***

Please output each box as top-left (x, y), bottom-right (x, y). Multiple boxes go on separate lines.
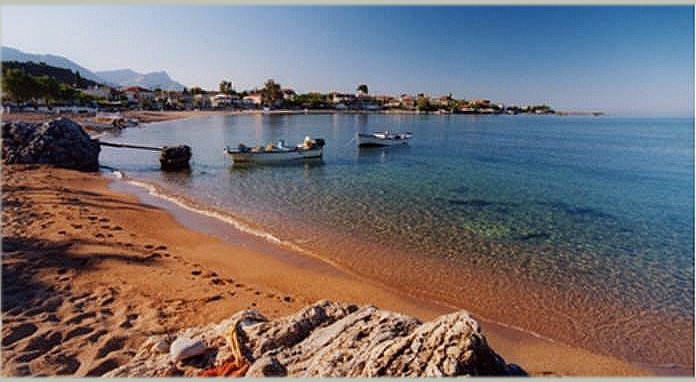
top-left (169, 337), bottom-right (206, 362)
top-left (246, 355), bottom-right (287, 377)
top-left (154, 339), bottom-right (170, 353)
top-left (2, 118), bottom-right (100, 171)
top-left (159, 145), bottom-right (191, 171)
top-left (107, 300), bottom-right (525, 377)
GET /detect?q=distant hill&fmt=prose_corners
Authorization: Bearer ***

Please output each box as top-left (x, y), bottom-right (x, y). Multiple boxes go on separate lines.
top-left (2, 61), bottom-right (101, 89)
top-left (2, 46), bottom-right (187, 91)
top-left (96, 69), bottom-right (185, 91)
top-left (2, 46), bottom-right (106, 84)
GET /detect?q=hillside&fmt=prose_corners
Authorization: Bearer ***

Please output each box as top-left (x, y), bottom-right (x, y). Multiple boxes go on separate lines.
top-left (1, 61), bottom-right (101, 89)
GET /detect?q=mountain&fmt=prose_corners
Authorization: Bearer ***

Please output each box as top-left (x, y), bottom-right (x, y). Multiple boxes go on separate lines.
top-left (1, 46), bottom-right (105, 84)
top-left (96, 69), bottom-right (185, 91)
top-left (2, 46), bottom-right (187, 91)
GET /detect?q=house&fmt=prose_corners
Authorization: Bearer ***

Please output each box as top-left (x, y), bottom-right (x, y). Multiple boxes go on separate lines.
top-left (282, 89), bottom-right (297, 101)
top-left (330, 92), bottom-right (356, 104)
top-left (121, 86), bottom-right (155, 104)
top-left (210, 93), bottom-right (238, 108)
top-left (243, 92), bottom-right (263, 107)
top-left (193, 93), bottom-right (212, 109)
top-left (399, 94), bottom-right (415, 109)
top-left (82, 85), bottom-right (114, 100)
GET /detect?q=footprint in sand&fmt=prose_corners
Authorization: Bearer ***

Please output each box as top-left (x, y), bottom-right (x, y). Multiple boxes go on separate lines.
top-left (2, 323), bottom-right (38, 346)
top-left (86, 358), bottom-right (120, 376)
top-left (64, 326), bottom-right (95, 342)
top-left (119, 314), bottom-right (138, 329)
top-left (96, 336), bottom-right (126, 359)
top-left (55, 354), bottom-right (81, 375)
top-left (65, 311), bottom-right (97, 325)
top-left (87, 329), bottom-right (108, 343)
top-left (21, 331), bottom-right (62, 359)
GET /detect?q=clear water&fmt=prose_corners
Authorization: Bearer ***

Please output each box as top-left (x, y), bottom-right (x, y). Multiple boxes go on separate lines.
top-left (100, 114), bottom-right (694, 370)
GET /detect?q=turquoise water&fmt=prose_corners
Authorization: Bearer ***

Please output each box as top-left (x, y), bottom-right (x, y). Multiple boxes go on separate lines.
top-left (100, 114), bottom-right (694, 370)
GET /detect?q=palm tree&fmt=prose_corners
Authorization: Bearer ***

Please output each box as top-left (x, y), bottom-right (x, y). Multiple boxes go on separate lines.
top-left (356, 84), bottom-right (368, 95)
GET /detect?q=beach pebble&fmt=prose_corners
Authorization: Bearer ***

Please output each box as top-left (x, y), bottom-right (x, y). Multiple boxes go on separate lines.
top-left (169, 337), bottom-right (206, 361)
top-left (154, 339), bottom-right (170, 353)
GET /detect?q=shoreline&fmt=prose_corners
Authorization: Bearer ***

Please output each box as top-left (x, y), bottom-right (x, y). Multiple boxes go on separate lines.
top-left (111, 171), bottom-right (692, 377)
top-left (1, 164), bottom-right (656, 376)
top-left (0, 108), bottom-right (567, 127)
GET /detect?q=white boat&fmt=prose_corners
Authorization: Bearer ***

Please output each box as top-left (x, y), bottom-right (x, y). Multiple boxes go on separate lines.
top-left (225, 136), bottom-right (325, 163)
top-left (357, 131), bottom-right (412, 147)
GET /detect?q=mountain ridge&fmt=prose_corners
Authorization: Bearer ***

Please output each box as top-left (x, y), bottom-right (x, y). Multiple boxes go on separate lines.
top-left (2, 46), bottom-right (186, 91)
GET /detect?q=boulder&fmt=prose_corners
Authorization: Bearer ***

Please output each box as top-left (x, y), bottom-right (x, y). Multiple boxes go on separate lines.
top-left (159, 145), bottom-right (191, 171)
top-left (1, 118), bottom-right (100, 171)
top-left (105, 300), bottom-right (526, 377)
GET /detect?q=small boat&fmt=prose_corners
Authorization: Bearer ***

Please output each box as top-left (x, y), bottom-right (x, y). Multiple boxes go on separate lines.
top-left (225, 136), bottom-right (325, 163)
top-left (357, 131), bottom-right (412, 147)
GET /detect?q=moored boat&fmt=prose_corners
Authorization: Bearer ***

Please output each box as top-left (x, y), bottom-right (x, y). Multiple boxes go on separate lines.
top-left (225, 136), bottom-right (325, 163)
top-left (357, 131), bottom-right (412, 147)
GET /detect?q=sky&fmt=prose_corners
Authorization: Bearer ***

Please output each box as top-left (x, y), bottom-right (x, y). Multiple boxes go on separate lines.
top-left (1, 5), bottom-right (694, 115)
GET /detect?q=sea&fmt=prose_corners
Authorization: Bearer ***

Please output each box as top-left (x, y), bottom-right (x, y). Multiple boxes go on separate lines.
top-left (99, 113), bottom-right (694, 373)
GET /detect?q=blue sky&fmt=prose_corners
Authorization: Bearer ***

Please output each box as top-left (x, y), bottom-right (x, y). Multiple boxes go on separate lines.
top-left (2, 6), bottom-right (693, 115)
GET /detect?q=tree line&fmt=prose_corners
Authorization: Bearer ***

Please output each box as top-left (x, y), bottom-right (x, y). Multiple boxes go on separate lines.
top-left (2, 65), bottom-right (92, 105)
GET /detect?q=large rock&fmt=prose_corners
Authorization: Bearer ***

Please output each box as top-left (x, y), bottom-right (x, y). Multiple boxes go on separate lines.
top-left (2, 117), bottom-right (100, 171)
top-left (159, 145), bottom-right (191, 171)
top-left (105, 300), bottom-right (526, 377)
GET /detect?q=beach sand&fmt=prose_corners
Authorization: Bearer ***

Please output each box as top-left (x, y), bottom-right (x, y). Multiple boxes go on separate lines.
top-left (1, 164), bottom-right (652, 376)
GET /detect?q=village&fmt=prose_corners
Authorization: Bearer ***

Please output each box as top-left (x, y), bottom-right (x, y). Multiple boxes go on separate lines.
top-left (1, 61), bottom-right (556, 116)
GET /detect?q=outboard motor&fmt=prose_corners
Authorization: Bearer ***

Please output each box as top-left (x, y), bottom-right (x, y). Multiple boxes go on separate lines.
top-left (313, 138), bottom-right (326, 147)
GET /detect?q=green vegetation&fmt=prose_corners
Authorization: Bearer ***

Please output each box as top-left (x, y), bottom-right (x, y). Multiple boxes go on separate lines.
top-left (2, 61), bottom-right (99, 88)
top-left (261, 79), bottom-right (283, 107)
top-left (218, 80), bottom-right (234, 95)
top-left (1, 66), bottom-right (88, 104)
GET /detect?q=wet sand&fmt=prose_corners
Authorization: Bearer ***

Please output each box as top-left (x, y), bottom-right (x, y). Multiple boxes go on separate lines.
top-left (0, 164), bottom-right (658, 376)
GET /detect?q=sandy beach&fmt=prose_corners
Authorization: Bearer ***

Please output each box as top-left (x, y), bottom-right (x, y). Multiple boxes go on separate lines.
top-left (0, 162), bottom-right (655, 377)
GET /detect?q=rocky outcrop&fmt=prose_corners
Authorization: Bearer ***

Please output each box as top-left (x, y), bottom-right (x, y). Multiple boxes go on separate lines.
top-left (1, 118), bottom-right (100, 171)
top-left (105, 300), bottom-right (526, 377)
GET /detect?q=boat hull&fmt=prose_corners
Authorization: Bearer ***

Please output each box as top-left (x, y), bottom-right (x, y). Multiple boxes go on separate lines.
top-left (357, 134), bottom-right (410, 147)
top-left (228, 148), bottom-right (323, 163)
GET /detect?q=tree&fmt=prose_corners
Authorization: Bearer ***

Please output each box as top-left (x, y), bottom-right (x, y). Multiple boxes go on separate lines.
top-left (219, 80), bottom-right (234, 95)
top-left (357, 84), bottom-right (368, 95)
top-left (37, 76), bottom-right (60, 104)
top-left (190, 87), bottom-right (204, 95)
top-left (416, 95), bottom-right (433, 112)
top-left (261, 79), bottom-right (282, 107)
top-left (2, 68), bottom-right (40, 103)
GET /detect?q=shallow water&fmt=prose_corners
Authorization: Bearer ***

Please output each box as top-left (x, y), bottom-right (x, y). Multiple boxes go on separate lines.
top-left (100, 113), bottom-right (694, 371)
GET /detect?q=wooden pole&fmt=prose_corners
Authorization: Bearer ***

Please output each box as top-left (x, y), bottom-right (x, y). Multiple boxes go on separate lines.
top-left (98, 141), bottom-right (163, 151)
